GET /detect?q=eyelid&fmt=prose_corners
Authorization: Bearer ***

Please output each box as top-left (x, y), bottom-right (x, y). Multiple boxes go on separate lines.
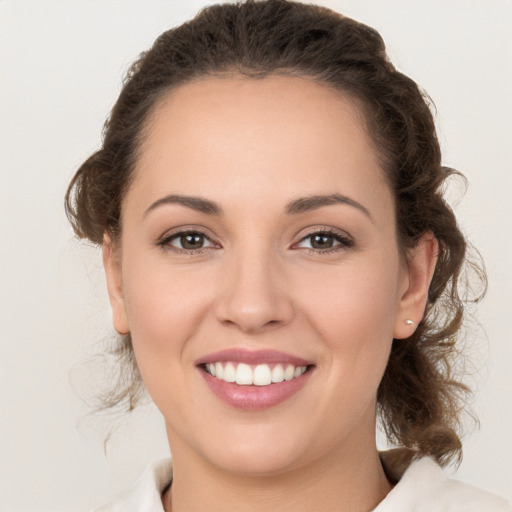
top-left (155, 225), bottom-right (353, 254)
top-left (292, 226), bottom-right (354, 251)
top-left (156, 226), bottom-right (221, 253)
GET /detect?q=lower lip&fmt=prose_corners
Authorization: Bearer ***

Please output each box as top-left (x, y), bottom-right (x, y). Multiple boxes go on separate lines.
top-left (199, 368), bottom-right (312, 410)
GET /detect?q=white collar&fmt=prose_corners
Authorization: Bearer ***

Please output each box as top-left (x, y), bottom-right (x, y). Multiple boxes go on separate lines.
top-left (94, 457), bottom-right (171, 512)
top-left (94, 455), bottom-right (509, 511)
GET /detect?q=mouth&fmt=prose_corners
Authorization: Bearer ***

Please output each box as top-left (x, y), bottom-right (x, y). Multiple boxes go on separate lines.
top-left (196, 349), bottom-right (315, 410)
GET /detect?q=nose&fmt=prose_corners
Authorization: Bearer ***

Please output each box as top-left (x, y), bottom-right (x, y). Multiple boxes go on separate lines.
top-left (215, 248), bottom-right (295, 334)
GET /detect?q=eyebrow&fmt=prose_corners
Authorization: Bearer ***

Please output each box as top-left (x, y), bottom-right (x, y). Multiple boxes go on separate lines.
top-left (285, 194), bottom-right (374, 222)
top-left (143, 193), bottom-right (373, 222)
top-left (144, 194), bottom-right (223, 217)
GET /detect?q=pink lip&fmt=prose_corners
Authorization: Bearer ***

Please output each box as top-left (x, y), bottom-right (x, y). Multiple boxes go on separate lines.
top-left (195, 348), bottom-right (312, 367)
top-left (200, 370), bottom-right (312, 410)
top-left (196, 349), bottom-right (315, 411)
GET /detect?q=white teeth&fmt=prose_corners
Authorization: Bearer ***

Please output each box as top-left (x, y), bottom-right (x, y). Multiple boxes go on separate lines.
top-left (235, 363), bottom-right (253, 385)
top-left (253, 364), bottom-right (272, 386)
top-left (294, 366), bottom-right (307, 378)
top-left (271, 364), bottom-right (284, 383)
top-left (206, 361), bottom-right (308, 385)
top-left (223, 362), bottom-right (236, 382)
top-left (284, 364), bottom-right (295, 381)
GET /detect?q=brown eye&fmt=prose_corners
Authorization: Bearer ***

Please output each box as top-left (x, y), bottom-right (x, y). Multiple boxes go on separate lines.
top-left (295, 230), bottom-right (354, 252)
top-left (310, 234), bottom-right (335, 249)
top-left (160, 231), bottom-right (216, 251)
top-left (179, 233), bottom-right (205, 249)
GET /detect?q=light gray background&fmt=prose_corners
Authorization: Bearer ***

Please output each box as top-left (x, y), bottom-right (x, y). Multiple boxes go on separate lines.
top-left (1, 1), bottom-right (511, 510)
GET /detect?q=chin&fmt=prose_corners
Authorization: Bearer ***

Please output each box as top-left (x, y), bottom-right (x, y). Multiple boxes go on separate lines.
top-left (207, 447), bottom-right (303, 477)
top-left (194, 423), bottom-right (315, 476)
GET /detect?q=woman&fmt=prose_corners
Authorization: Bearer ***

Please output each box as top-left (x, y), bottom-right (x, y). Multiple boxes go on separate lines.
top-left (65, 1), bottom-right (510, 510)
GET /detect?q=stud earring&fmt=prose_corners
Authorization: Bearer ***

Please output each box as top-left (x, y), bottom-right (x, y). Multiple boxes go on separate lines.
top-left (404, 319), bottom-right (415, 326)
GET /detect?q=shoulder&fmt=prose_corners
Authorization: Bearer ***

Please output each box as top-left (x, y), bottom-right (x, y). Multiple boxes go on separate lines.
top-left (93, 458), bottom-right (172, 512)
top-left (375, 455), bottom-right (511, 512)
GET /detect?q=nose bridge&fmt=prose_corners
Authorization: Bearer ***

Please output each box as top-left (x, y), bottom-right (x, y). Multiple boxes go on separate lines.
top-left (216, 240), bottom-right (293, 333)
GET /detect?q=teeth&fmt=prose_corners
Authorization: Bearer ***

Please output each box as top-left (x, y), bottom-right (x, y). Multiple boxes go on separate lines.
top-left (271, 364), bottom-right (284, 383)
top-left (205, 362), bottom-right (308, 386)
top-left (253, 364), bottom-right (272, 386)
top-left (284, 364), bottom-right (295, 381)
top-left (215, 362), bottom-right (224, 380)
top-left (223, 362), bottom-right (236, 382)
top-left (235, 363), bottom-right (253, 385)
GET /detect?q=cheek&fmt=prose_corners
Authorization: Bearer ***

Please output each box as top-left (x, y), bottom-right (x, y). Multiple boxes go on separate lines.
top-left (123, 256), bottom-right (211, 328)
top-left (121, 261), bottom-right (214, 383)
top-left (296, 258), bottom-right (401, 386)
top-left (300, 260), bottom-right (400, 339)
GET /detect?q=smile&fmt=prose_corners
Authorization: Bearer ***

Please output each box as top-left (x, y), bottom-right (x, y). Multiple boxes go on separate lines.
top-left (204, 362), bottom-right (308, 386)
top-left (197, 349), bottom-right (315, 410)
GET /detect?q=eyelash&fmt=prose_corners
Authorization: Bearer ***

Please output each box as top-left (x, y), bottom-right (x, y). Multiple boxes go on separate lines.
top-left (293, 228), bottom-right (354, 254)
top-left (156, 229), bottom-right (218, 255)
top-left (156, 228), bottom-right (354, 255)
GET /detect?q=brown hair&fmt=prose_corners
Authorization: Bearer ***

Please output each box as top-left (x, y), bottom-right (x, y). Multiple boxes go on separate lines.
top-left (65, 0), bottom-right (485, 466)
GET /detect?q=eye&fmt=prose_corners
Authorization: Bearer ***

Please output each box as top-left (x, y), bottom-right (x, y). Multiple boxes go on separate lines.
top-left (158, 230), bottom-right (217, 252)
top-left (294, 230), bottom-right (354, 252)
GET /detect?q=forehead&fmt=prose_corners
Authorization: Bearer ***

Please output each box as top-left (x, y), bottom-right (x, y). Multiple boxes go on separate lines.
top-left (129, 74), bottom-right (390, 215)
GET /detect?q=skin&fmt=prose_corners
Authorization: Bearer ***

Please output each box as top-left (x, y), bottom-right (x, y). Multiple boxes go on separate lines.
top-left (103, 75), bottom-right (438, 511)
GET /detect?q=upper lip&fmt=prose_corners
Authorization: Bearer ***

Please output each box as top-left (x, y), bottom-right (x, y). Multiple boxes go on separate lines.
top-left (195, 348), bottom-right (313, 367)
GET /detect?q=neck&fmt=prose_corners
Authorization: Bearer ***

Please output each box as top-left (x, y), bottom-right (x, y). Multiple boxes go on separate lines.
top-left (162, 438), bottom-right (392, 512)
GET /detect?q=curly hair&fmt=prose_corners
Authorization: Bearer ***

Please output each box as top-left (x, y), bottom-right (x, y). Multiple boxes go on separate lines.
top-left (65, 0), bottom-right (486, 466)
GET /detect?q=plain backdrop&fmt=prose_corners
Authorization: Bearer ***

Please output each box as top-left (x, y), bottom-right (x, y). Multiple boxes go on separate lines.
top-left (1, 0), bottom-right (511, 510)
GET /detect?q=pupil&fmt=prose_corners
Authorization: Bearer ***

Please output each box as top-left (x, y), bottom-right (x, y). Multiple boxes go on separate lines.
top-left (181, 233), bottom-right (203, 249)
top-left (312, 234), bottom-right (333, 249)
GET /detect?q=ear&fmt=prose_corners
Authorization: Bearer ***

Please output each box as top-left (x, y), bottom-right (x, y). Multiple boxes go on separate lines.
top-left (102, 233), bottom-right (130, 335)
top-left (393, 232), bottom-right (439, 339)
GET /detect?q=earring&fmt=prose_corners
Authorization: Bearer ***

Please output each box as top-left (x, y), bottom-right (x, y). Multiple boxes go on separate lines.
top-left (404, 319), bottom-right (415, 326)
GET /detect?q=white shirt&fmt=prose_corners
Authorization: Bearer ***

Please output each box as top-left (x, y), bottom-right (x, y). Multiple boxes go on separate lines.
top-left (94, 456), bottom-right (511, 511)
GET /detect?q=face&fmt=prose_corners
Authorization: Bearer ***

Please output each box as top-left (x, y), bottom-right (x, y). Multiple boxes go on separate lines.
top-left (104, 75), bottom-right (433, 476)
